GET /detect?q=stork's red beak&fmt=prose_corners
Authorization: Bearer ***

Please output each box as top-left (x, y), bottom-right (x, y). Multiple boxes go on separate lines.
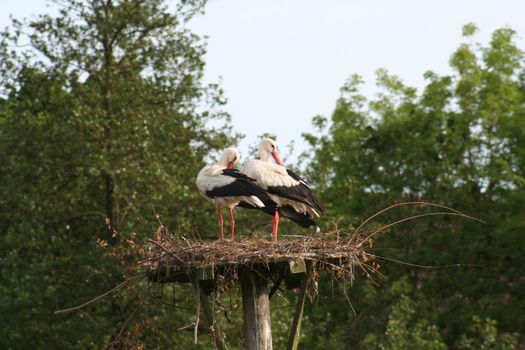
top-left (271, 151), bottom-right (282, 165)
top-left (227, 161), bottom-right (235, 169)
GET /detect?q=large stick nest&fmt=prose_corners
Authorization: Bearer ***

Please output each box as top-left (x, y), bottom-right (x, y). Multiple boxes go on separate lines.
top-left (143, 230), bottom-right (380, 288)
top-left (148, 233), bottom-right (371, 265)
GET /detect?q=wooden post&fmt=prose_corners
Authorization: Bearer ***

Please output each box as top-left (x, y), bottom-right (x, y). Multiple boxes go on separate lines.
top-left (240, 266), bottom-right (272, 350)
top-left (287, 262), bottom-right (310, 350)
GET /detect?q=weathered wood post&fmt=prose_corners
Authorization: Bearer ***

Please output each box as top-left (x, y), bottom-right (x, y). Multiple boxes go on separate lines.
top-left (239, 265), bottom-right (272, 350)
top-left (287, 261), bottom-right (311, 350)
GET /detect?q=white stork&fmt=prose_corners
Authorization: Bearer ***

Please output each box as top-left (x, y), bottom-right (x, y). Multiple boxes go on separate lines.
top-left (241, 138), bottom-right (326, 240)
top-left (196, 147), bottom-right (269, 240)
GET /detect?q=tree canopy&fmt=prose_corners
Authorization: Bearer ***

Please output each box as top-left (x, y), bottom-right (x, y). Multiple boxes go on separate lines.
top-left (0, 0), bottom-right (237, 348)
top-left (302, 23), bottom-right (524, 348)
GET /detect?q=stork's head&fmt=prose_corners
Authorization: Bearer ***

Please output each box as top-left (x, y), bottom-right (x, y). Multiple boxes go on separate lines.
top-left (218, 147), bottom-right (241, 169)
top-left (259, 138), bottom-right (282, 165)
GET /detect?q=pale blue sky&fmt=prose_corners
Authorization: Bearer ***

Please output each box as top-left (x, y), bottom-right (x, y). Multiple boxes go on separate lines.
top-left (2, 1), bottom-right (524, 160)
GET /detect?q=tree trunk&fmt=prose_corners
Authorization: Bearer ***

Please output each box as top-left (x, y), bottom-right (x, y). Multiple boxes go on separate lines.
top-left (102, 170), bottom-right (116, 229)
top-left (101, 0), bottom-right (117, 231)
top-left (240, 266), bottom-right (272, 350)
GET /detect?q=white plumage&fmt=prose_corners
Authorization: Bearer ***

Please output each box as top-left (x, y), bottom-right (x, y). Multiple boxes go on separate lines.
top-left (244, 160), bottom-right (300, 188)
top-left (241, 138), bottom-right (326, 240)
top-left (196, 147), bottom-right (267, 240)
top-left (197, 165), bottom-right (236, 193)
top-left (241, 159), bottom-right (319, 217)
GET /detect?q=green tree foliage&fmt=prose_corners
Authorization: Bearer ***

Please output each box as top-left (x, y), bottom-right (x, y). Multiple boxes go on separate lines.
top-left (302, 24), bottom-right (524, 348)
top-left (459, 316), bottom-right (518, 350)
top-left (0, 0), bottom-right (238, 348)
top-left (362, 295), bottom-right (447, 350)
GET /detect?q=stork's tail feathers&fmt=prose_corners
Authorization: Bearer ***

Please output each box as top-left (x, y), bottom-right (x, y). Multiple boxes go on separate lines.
top-left (278, 205), bottom-right (317, 228)
top-left (238, 199), bottom-right (318, 228)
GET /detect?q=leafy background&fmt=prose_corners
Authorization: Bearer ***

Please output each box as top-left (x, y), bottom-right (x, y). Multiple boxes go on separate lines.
top-left (0, 1), bottom-right (523, 349)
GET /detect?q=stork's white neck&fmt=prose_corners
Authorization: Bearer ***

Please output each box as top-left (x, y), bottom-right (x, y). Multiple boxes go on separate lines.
top-left (259, 148), bottom-right (270, 162)
top-left (217, 152), bottom-right (230, 167)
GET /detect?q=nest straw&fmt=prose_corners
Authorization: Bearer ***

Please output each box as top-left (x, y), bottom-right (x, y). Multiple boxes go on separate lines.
top-left (149, 232), bottom-right (368, 263)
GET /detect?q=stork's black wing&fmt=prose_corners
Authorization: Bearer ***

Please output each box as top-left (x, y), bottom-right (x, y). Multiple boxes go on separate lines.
top-left (278, 205), bottom-right (317, 228)
top-left (286, 169), bottom-right (311, 188)
top-left (205, 169), bottom-right (268, 200)
top-left (266, 169), bottom-right (326, 214)
top-left (221, 168), bottom-right (257, 182)
top-left (238, 201), bottom-right (317, 228)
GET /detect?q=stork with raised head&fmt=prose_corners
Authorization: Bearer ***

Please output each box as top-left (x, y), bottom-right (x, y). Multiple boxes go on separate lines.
top-left (196, 147), bottom-right (270, 240)
top-left (241, 138), bottom-right (326, 241)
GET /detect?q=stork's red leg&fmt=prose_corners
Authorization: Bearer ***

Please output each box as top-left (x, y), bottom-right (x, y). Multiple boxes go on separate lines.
top-left (229, 208), bottom-right (235, 240)
top-left (271, 211), bottom-right (279, 241)
top-left (217, 207), bottom-right (224, 240)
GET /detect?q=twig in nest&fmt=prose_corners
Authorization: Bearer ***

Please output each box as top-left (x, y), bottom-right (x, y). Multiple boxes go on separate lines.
top-left (110, 300), bottom-right (144, 347)
top-left (147, 238), bottom-right (185, 264)
top-left (371, 253), bottom-right (483, 269)
top-left (333, 276), bottom-right (356, 316)
top-left (354, 201), bottom-right (483, 236)
top-left (268, 273), bottom-right (285, 299)
top-left (357, 211), bottom-right (483, 248)
top-left (78, 310), bottom-right (113, 334)
top-left (54, 275), bottom-right (143, 314)
top-left (191, 275), bottom-right (201, 344)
